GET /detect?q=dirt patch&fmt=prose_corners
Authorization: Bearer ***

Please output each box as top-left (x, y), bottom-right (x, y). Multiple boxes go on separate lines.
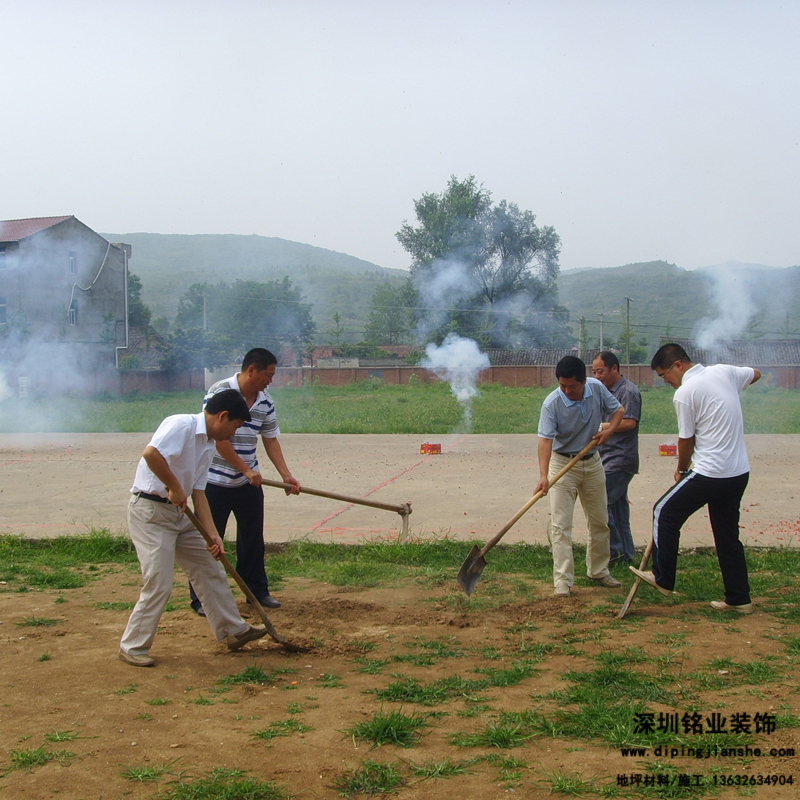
top-left (2, 568), bottom-right (799, 798)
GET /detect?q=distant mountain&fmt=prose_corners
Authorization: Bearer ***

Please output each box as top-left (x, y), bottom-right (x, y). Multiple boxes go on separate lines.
top-left (557, 260), bottom-right (800, 347)
top-left (102, 232), bottom-right (408, 338)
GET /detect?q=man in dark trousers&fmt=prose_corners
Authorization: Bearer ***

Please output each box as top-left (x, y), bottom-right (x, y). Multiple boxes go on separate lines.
top-left (592, 351), bottom-right (641, 563)
top-left (631, 343), bottom-right (761, 613)
top-left (190, 348), bottom-right (300, 616)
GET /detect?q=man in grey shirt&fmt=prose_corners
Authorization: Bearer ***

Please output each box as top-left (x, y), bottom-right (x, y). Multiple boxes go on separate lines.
top-left (536, 356), bottom-right (626, 596)
top-left (592, 351), bottom-right (641, 563)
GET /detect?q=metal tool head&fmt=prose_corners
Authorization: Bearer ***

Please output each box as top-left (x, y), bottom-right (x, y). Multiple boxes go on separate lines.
top-left (457, 545), bottom-right (486, 596)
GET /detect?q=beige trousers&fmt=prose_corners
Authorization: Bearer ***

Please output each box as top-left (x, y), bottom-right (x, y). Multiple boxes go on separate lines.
top-left (120, 495), bottom-right (249, 657)
top-left (547, 451), bottom-right (612, 588)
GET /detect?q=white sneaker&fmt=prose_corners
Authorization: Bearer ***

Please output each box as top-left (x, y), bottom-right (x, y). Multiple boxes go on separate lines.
top-left (710, 600), bottom-right (753, 615)
top-left (554, 582), bottom-right (571, 597)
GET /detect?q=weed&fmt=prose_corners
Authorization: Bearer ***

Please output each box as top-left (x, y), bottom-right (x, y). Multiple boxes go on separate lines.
top-left (44, 730), bottom-right (78, 742)
top-left (218, 663), bottom-right (273, 686)
top-left (252, 718), bottom-right (312, 742)
top-left (153, 767), bottom-right (287, 799)
top-left (319, 673), bottom-right (344, 688)
top-left (352, 657), bottom-right (389, 674)
top-left (451, 713), bottom-right (538, 749)
top-left (347, 708), bottom-right (429, 748)
top-left (8, 746), bottom-right (74, 770)
top-left (115, 683), bottom-right (138, 695)
top-left (538, 768), bottom-right (599, 796)
top-left (146, 698), bottom-right (172, 706)
top-left (332, 759), bottom-right (405, 797)
top-left (37, 653), bottom-right (51, 662)
top-left (121, 761), bottom-right (174, 782)
top-left (410, 758), bottom-right (472, 779)
top-left (16, 616), bottom-right (59, 627)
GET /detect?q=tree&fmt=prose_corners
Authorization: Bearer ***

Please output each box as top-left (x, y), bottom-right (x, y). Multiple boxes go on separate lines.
top-left (171, 278), bottom-right (315, 366)
top-left (127, 273), bottom-right (152, 329)
top-left (364, 280), bottom-right (417, 345)
top-left (396, 175), bottom-right (570, 348)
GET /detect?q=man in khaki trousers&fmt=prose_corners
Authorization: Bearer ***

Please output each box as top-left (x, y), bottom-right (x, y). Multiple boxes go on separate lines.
top-left (535, 356), bottom-right (626, 597)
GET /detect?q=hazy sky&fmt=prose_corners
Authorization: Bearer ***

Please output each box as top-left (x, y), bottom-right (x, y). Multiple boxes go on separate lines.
top-left (2, 0), bottom-right (798, 272)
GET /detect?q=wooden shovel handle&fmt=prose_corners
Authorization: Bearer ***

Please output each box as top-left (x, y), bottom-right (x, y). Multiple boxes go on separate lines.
top-left (480, 439), bottom-right (598, 558)
top-left (260, 478), bottom-right (411, 517)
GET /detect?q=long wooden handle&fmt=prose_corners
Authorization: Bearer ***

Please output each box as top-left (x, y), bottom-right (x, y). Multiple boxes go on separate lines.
top-left (182, 505), bottom-right (284, 643)
top-left (479, 439), bottom-right (598, 558)
top-left (260, 478), bottom-right (411, 517)
top-left (617, 537), bottom-right (654, 620)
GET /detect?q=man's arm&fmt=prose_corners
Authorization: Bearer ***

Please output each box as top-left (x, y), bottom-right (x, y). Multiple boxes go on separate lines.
top-left (535, 437), bottom-right (553, 496)
top-left (751, 369), bottom-right (761, 384)
top-left (142, 445), bottom-right (187, 510)
top-left (675, 435), bottom-right (695, 483)
top-left (601, 418), bottom-right (637, 433)
top-left (191, 489), bottom-right (226, 558)
top-left (263, 436), bottom-right (301, 494)
top-left (215, 440), bottom-right (263, 486)
top-left (594, 406), bottom-right (625, 446)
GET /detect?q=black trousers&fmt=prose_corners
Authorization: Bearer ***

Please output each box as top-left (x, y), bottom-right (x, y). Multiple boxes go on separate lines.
top-left (652, 471), bottom-right (750, 605)
top-left (190, 482), bottom-right (268, 607)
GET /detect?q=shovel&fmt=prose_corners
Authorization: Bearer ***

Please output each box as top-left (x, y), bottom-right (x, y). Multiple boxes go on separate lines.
top-left (260, 478), bottom-right (412, 540)
top-left (457, 440), bottom-right (598, 596)
top-left (616, 537), bottom-right (653, 620)
top-left (183, 505), bottom-right (310, 653)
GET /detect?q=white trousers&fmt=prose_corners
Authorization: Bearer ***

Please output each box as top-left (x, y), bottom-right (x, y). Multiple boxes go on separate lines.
top-left (547, 451), bottom-right (612, 588)
top-left (120, 495), bottom-right (249, 657)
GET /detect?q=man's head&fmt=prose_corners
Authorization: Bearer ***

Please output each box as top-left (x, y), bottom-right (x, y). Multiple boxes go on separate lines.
top-left (592, 351), bottom-right (621, 390)
top-left (204, 389), bottom-right (251, 441)
top-left (240, 348), bottom-right (278, 393)
top-left (555, 356), bottom-right (587, 402)
top-left (650, 343), bottom-right (693, 389)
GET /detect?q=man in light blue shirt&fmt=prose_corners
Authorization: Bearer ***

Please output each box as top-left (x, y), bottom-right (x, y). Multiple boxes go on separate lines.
top-left (536, 356), bottom-right (626, 596)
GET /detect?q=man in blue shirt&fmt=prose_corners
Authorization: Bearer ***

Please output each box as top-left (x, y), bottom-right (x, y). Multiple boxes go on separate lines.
top-left (536, 356), bottom-right (626, 596)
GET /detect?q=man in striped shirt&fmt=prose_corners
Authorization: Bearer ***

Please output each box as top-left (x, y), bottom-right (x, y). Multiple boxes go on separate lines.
top-left (190, 348), bottom-right (300, 615)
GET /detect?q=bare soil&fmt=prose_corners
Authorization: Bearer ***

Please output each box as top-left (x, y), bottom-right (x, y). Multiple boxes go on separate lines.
top-left (1, 567), bottom-right (799, 799)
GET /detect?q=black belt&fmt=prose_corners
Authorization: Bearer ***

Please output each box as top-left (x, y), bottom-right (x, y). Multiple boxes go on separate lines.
top-left (555, 451), bottom-right (596, 461)
top-left (134, 491), bottom-right (169, 504)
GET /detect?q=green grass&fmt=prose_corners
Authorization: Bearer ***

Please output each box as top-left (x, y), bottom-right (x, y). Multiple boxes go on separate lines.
top-left (450, 712), bottom-right (539, 749)
top-left (149, 767), bottom-right (287, 799)
top-left (1, 383), bottom-right (798, 434)
top-left (7, 745), bottom-right (75, 770)
top-left (16, 616), bottom-right (59, 627)
top-left (252, 718), bottom-right (312, 743)
top-left (333, 759), bottom-right (406, 797)
top-left (346, 708), bottom-right (429, 748)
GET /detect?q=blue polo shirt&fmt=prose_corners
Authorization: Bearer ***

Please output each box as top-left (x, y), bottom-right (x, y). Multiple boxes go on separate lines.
top-left (537, 377), bottom-right (621, 453)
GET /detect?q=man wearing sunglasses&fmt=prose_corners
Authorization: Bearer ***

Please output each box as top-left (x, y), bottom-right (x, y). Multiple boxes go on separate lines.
top-left (631, 343), bottom-right (761, 614)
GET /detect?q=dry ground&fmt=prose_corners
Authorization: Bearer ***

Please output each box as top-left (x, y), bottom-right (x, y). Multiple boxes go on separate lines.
top-left (1, 565), bottom-right (799, 799)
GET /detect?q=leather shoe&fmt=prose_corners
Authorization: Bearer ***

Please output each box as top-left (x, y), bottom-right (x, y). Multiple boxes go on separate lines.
top-left (710, 600), bottom-right (753, 615)
top-left (191, 603), bottom-right (206, 617)
top-left (226, 624), bottom-right (268, 651)
top-left (594, 575), bottom-right (622, 588)
top-left (253, 594), bottom-right (281, 609)
top-left (119, 649), bottom-right (155, 667)
top-left (629, 566), bottom-right (674, 597)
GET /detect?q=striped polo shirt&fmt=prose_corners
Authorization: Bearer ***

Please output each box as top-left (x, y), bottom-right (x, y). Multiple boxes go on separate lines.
top-left (203, 374), bottom-right (280, 487)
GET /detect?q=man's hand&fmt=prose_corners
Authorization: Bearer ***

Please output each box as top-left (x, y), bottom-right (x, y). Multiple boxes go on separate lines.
top-left (206, 532), bottom-right (226, 560)
top-left (534, 475), bottom-right (550, 497)
top-left (244, 468), bottom-right (264, 487)
top-left (282, 475), bottom-right (301, 495)
top-left (166, 486), bottom-right (188, 511)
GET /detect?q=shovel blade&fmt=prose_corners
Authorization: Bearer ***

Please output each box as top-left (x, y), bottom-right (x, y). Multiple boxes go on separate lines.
top-left (457, 545), bottom-right (487, 596)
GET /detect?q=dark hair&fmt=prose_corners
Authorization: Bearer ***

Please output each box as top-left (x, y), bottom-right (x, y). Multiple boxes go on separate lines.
top-left (242, 348), bottom-right (277, 371)
top-left (596, 350), bottom-right (620, 371)
top-left (651, 343), bottom-right (690, 371)
top-left (555, 356), bottom-right (586, 383)
top-left (205, 389), bottom-right (251, 423)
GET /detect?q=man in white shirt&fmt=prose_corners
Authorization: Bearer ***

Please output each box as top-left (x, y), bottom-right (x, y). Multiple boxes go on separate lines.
top-left (631, 343), bottom-right (761, 614)
top-left (120, 390), bottom-right (269, 667)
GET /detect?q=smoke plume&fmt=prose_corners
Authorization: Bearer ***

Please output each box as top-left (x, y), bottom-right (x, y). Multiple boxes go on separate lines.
top-left (420, 333), bottom-right (490, 431)
top-left (694, 265), bottom-right (757, 350)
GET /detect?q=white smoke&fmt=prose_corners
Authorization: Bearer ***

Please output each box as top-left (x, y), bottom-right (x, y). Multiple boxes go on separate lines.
top-left (694, 266), bottom-right (757, 350)
top-left (420, 333), bottom-right (490, 431)
top-left (413, 258), bottom-right (479, 341)
top-left (0, 369), bottom-right (12, 414)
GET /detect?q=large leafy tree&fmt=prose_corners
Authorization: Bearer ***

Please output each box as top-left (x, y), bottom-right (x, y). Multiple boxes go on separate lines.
top-left (364, 281), bottom-right (417, 346)
top-left (396, 175), bottom-right (571, 348)
top-left (170, 277), bottom-right (315, 367)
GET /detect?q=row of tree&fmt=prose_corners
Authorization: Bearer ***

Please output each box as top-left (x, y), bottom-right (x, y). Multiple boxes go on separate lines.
top-left (126, 175), bottom-right (655, 369)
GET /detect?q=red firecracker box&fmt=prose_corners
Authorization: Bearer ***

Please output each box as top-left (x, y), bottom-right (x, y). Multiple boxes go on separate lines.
top-left (659, 443), bottom-right (677, 457)
top-left (420, 443), bottom-right (442, 455)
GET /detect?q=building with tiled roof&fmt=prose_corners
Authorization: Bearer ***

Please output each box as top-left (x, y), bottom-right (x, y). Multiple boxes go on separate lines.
top-left (662, 338), bottom-right (800, 366)
top-left (0, 216), bottom-right (131, 395)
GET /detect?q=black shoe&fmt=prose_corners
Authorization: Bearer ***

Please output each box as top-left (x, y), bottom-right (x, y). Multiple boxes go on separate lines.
top-left (252, 594), bottom-right (281, 609)
top-left (191, 602), bottom-right (206, 617)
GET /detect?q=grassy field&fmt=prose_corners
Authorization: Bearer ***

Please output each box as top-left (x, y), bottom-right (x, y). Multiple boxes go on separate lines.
top-left (1, 380), bottom-right (798, 434)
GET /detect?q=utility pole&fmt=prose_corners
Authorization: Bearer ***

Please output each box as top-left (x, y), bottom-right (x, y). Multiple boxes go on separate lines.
top-left (624, 296), bottom-right (633, 366)
top-left (599, 311), bottom-right (604, 350)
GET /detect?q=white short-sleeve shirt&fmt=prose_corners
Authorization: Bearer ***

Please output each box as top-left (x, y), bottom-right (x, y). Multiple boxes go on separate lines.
top-left (131, 413), bottom-right (216, 497)
top-left (674, 364), bottom-right (755, 478)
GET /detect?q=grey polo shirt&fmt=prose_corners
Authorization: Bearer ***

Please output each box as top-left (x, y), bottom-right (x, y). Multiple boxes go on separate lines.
top-left (538, 377), bottom-right (621, 453)
top-left (598, 375), bottom-right (641, 474)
